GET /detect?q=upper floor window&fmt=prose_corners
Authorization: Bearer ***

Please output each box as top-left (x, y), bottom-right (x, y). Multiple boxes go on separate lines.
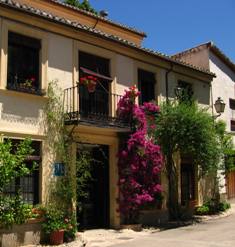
top-left (229, 99), bottom-right (235, 131)
top-left (7, 32), bottom-right (41, 95)
top-left (138, 69), bottom-right (156, 104)
top-left (176, 80), bottom-right (194, 103)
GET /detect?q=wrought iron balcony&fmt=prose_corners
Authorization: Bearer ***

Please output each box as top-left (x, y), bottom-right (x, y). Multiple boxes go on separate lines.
top-left (64, 85), bottom-right (129, 128)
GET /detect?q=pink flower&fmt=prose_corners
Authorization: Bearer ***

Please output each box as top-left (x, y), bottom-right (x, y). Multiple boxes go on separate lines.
top-left (30, 77), bottom-right (35, 82)
top-left (116, 87), bottom-right (163, 220)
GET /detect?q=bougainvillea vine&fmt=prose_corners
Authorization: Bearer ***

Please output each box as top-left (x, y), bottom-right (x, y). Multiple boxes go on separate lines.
top-left (117, 86), bottom-right (163, 223)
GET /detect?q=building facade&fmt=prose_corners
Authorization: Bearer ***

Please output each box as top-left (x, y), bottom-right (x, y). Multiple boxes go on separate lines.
top-left (0, 0), bottom-right (215, 229)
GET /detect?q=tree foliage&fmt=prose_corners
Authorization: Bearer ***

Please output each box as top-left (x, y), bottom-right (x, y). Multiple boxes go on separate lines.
top-left (0, 138), bottom-right (35, 228)
top-left (0, 138), bottom-right (35, 192)
top-left (155, 102), bottom-right (221, 173)
top-left (215, 120), bottom-right (235, 172)
top-left (64, 0), bottom-right (98, 15)
top-left (155, 101), bottom-right (222, 219)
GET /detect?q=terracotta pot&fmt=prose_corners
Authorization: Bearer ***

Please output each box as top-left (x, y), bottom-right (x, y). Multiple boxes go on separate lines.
top-left (87, 80), bottom-right (97, 93)
top-left (50, 229), bottom-right (64, 245)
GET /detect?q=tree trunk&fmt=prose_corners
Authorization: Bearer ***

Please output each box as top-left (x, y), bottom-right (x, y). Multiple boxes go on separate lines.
top-left (166, 155), bottom-right (180, 220)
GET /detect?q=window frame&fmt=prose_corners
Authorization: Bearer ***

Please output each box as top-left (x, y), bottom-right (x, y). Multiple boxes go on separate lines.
top-left (7, 31), bottom-right (42, 95)
top-left (0, 20), bottom-right (48, 94)
top-left (137, 68), bottom-right (156, 105)
top-left (177, 80), bottom-right (194, 103)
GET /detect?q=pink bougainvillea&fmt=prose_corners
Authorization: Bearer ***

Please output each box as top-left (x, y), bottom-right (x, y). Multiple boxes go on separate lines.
top-left (117, 86), bottom-right (163, 223)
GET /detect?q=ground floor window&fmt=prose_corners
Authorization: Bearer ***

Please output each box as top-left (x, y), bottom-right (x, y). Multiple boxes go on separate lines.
top-left (3, 139), bottom-right (41, 205)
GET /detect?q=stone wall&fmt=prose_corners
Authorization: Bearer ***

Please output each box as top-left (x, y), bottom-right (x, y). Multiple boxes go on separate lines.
top-left (0, 221), bottom-right (43, 247)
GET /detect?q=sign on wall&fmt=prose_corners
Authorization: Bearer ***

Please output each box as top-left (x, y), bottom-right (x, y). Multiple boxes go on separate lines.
top-left (53, 163), bottom-right (65, 176)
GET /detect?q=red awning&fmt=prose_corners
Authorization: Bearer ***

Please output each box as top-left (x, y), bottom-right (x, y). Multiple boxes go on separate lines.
top-left (80, 67), bottom-right (113, 81)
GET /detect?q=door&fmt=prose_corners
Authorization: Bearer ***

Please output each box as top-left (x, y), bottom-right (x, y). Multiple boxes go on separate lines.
top-left (227, 171), bottom-right (235, 199)
top-left (181, 163), bottom-right (195, 206)
top-left (77, 144), bottom-right (110, 229)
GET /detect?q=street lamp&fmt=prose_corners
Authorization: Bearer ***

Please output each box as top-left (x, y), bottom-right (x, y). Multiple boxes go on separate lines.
top-left (214, 97), bottom-right (226, 118)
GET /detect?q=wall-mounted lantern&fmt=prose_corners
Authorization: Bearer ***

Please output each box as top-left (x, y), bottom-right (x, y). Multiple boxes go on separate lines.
top-left (214, 97), bottom-right (226, 118)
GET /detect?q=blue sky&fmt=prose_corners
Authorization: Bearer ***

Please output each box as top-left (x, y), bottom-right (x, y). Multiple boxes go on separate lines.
top-left (89, 0), bottom-right (235, 62)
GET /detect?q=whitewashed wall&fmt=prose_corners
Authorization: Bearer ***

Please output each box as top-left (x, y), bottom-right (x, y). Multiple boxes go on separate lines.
top-left (210, 52), bottom-right (235, 144)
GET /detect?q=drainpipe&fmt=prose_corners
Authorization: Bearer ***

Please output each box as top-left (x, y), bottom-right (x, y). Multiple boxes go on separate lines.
top-left (210, 82), bottom-right (215, 118)
top-left (165, 64), bottom-right (174, 103)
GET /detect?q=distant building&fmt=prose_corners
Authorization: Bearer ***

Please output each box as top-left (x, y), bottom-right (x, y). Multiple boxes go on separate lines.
top-left (172, 42), bottom-right (235, 200)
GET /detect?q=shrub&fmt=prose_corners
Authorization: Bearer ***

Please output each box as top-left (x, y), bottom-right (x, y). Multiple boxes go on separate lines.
top-left (217, 202), bottom-right (231, 212)
top-left (195, 199), bottom-right (231, 215)
top-left (42, 205), bottom-right (66, 234)
top-left (195, 205), bottom-right (210, 215)
top-left (117, 87), bottom-right (163, 223)
top-left (0, 194), bottom-right (33, 228)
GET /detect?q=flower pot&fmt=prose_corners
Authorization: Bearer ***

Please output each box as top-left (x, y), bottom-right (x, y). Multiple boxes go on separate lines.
top-left (50, 229), bottom-right (64, 245)
top-left (87, 81), bottom-right (97, 93)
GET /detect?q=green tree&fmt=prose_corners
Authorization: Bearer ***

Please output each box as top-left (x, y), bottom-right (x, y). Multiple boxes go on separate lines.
top-left (0, 138), bottom-right (35, 192)
top-left (0, 138), bottom-right (35, 228)
top-left (155, 102), bottom-right (221, 219)
top-left (64, 0), bottom-right (98, 14)
top-left (215, 120), bottom-right (235, 172)
top-left (64, 0), bottom-right (80, 8)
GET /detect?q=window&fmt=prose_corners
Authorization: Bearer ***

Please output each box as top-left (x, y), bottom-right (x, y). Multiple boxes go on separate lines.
top-left (229, 99), bottom-right (235, 131)
top-left (138, 69), bottom-right (155, 104)
top-left (7, 32), bottom-right (41, 94)
top-left (231, 120), bottom-right (235, 131)
top-left (176, 80), bottom-right (193, 103)
top-left (78, 51), bottom-right (111, 117)
top-left (4, 140), bottom-right (41, 205)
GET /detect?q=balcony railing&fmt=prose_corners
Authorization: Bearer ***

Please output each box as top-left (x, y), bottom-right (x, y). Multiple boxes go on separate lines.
top-left (64, 85), bottom-right (129, 128)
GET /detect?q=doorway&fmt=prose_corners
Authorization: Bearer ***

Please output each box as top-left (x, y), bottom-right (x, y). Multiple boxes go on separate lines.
top-left (181, 163), bottom-right (195, 206)
top-left (77, 144), bottom-right (110, 229)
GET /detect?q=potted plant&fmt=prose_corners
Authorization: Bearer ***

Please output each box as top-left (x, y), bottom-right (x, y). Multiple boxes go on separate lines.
top-left (63, 214), bottom-right (77, 243)
top-left (42, 205), bottom-right (66, 245)
top-left (79, 75), bottom-right (98, 93)
top-left (30, 204), bottom-right (46, 223)
top-left (19, 77), bottom-right (37, 93)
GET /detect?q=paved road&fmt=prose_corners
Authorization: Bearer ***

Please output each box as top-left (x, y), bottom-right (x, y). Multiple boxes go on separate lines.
top-left (110, 214), bottom-right (235, 247)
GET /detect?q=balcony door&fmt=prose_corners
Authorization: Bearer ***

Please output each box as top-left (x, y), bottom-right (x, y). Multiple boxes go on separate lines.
top-left (79, 51), bottom-right (110, 119)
